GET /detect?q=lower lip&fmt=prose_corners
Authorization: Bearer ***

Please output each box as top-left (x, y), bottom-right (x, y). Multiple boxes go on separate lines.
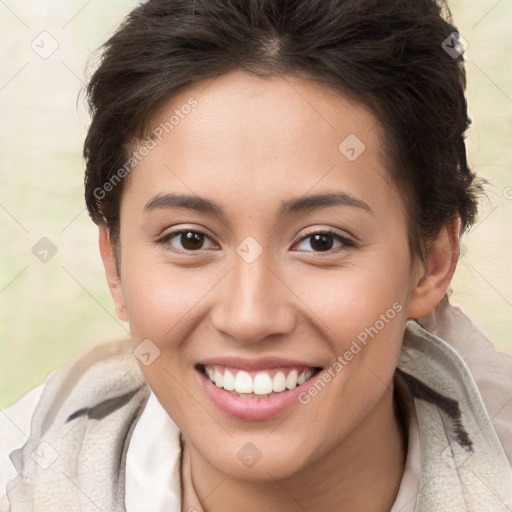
top-left (196, 367), bottom-right (319, 421)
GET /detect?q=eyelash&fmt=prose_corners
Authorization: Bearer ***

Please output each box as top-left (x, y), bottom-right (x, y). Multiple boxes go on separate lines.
top-left (156, 228), bottom-right (354, 255)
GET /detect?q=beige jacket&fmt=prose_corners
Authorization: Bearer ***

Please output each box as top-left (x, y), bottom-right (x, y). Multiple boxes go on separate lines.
top-left (1, 296), bottom-right (512, 511)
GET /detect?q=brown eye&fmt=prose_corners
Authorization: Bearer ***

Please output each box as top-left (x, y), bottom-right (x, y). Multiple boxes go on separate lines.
top-left (160, 229), bottom-right (215, 252)
top-left (179, 231), bottom-right (205, 250)
top-left (309, 233), bottom-right (335, 251)
top-left (294, 230), bottom-right (353, 253)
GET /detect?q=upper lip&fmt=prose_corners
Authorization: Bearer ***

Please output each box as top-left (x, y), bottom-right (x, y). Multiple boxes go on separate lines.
top-left (198, 356), bottom-right (322, 371)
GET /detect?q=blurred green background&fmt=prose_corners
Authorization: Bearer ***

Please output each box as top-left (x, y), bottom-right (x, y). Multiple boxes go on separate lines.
top-left (0, 0), bottom-right (511, 407)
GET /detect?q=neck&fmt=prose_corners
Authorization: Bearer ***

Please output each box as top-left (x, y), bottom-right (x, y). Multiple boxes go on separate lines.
top-left (185, 387), bottom-right (407, 512)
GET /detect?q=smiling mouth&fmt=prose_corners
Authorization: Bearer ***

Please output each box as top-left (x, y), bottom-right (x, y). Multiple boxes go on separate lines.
top-left (196, 364), bottom-right (322, 398)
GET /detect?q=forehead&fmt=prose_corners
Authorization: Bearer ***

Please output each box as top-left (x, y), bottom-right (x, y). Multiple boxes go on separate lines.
top-left (122, 69), bottom-right (400, 223)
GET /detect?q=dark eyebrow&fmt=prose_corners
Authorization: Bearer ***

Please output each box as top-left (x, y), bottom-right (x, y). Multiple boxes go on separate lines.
top-left (279, 191), bottom-right (372, 216)
top-left (144, 193), bottom-right (224, 217)
top-left (143, 191), bottom-right (372, 218)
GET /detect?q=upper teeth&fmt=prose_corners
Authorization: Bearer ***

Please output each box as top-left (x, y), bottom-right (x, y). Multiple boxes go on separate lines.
top-left (204, 365), bottom-right (315, 395)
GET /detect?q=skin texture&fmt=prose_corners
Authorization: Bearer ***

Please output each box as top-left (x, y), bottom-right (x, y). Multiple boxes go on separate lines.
top-left (99, 70), bottom-right (460, 512)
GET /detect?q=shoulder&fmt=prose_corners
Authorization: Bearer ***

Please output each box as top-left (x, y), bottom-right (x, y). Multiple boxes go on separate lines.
top-left (417, 295), bottom-right (512, 465)
top-left (0, 377), bottom-right (50, 510)
top-left (1, 338), bottom-right (150, 510)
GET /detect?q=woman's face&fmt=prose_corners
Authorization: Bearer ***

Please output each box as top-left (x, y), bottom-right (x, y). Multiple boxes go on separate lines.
top-left (104, 69), bottom-right (428, 480)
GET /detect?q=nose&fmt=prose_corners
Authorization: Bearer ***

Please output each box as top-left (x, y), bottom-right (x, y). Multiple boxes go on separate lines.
top-left (211, 249), bottom-right (296, 344)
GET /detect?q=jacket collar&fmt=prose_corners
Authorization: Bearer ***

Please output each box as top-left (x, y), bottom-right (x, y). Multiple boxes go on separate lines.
top-left (397, 320), bottom-right (512, 511)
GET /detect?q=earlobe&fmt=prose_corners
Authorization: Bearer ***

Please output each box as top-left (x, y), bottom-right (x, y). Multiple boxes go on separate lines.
top-left (406, 217), bottom-right (461, 319)
top-left (98, 225), bottom-right (128, 322)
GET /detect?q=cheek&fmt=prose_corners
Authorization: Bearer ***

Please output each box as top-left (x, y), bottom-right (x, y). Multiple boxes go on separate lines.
top-left (291, 255), bottom-right (410, 342)
top-left (119, 247), bottom-right (220, 340)
top-left (291, 263), bottom-right (409, 439)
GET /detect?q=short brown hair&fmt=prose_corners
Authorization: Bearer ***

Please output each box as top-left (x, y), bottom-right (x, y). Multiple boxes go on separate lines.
top-left (83, 0), bottom-right (482, 261)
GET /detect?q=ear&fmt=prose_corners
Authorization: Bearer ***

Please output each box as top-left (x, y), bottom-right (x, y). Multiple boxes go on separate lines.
top-left (406, 217), bottom-right (461, 319)
top-left (98, 224), bottom-right (128, 322)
